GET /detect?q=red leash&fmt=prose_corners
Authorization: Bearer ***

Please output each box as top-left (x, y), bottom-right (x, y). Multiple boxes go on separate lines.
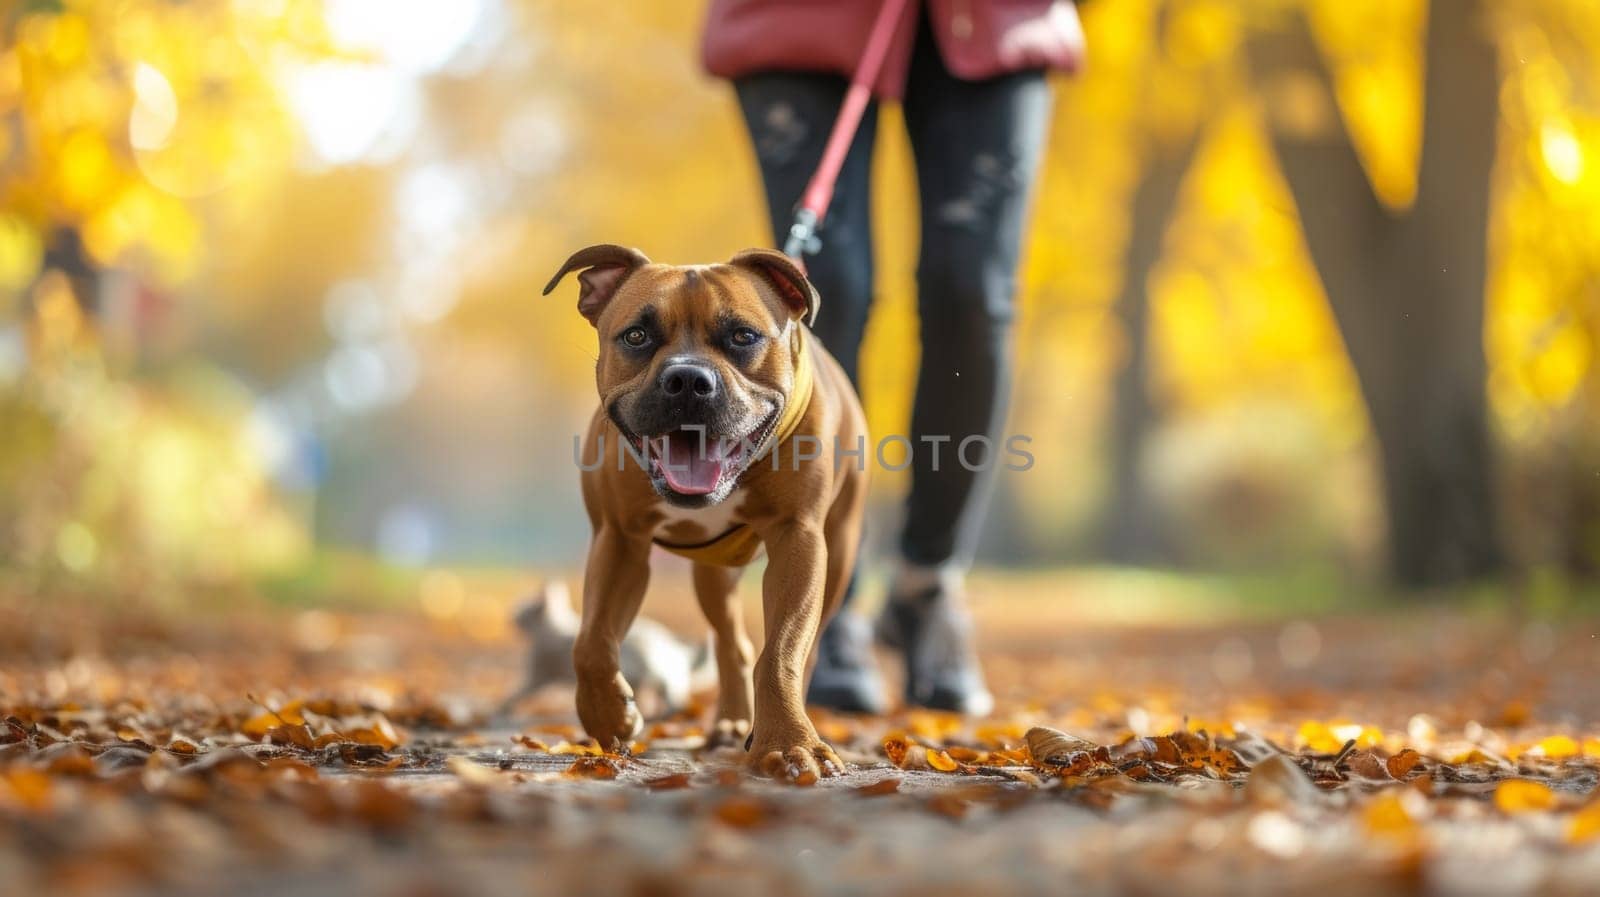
top-left (782, 0), bottom-right (913, 262)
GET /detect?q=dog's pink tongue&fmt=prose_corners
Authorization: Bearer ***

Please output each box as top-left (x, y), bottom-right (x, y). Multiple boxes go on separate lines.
top-left (661, 432), bottom-right (725, 495)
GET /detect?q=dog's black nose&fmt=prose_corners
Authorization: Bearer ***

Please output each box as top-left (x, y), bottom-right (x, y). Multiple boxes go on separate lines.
top-left (658, 362), bottom-right (719, 399)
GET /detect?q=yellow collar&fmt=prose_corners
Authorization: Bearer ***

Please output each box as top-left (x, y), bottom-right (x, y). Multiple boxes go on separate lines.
top-left (770, 324), bottom-right (814, 448)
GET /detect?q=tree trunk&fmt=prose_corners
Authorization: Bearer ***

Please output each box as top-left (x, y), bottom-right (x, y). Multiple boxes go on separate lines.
top-left (1103, 134), bottom-right (1198, 562)
top-left (1251, 1), bottom-right (1502, 586)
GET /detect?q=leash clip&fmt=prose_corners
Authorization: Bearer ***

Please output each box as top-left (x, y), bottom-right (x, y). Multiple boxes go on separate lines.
top-left (783, 207), bottom-right (822, 260)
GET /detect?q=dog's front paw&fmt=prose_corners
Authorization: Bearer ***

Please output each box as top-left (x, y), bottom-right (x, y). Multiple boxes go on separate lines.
top-left (575, 678), bottom-right (643, 751)
top-left (747, 731), bottom-right (844, 783)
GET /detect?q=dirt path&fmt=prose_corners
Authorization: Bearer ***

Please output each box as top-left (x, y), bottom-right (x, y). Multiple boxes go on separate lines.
top-left (2, 591), bottom-right (1598, 895)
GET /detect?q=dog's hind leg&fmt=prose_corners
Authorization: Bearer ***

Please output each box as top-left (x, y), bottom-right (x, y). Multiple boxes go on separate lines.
top-left (692, 562), bottom-right (754, 748)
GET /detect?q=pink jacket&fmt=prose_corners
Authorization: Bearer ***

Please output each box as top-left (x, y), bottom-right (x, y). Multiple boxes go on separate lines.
top-left (701, 0), bottom-right (1086, 100)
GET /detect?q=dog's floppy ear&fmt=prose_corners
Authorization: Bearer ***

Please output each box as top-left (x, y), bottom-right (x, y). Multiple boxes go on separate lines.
top-left (728, 248), bottom-right (820, 327)
top-left (543, 244), bottom-right (651, 326)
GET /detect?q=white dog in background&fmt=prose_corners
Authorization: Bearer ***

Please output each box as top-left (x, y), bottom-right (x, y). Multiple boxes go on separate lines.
top-left (499, 581), bottom-right (712, 720)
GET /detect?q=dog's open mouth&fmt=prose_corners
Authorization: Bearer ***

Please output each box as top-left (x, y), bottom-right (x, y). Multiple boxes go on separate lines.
top-left (640, 412), bottom-right (778, 498)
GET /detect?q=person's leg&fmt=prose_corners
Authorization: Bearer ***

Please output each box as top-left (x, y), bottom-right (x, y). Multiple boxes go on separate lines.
top-left (886, 16), bottom-right (1052, 713)
top-left (734, 74), bottom-right (884, 713)
top-left (734, 74), bottom-right (876, 383)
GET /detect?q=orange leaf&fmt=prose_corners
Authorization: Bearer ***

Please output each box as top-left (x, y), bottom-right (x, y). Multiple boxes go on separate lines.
top-left (975, 722), bottom-right (1026, 746)
top-left (0, 769), bottom-right (52, 812)
top-left (1494, 779), bottom-right (1558, 814)
top-left (1363, 790), bottom-right (1423, 836)
top-left (266, 723), bottom-right (316, 750)
top-left (344, 723), bottom-right (400, 751)
top-left (44, 745), bottom-right (95, 775)
top-left (714, 796), bottom-right (770, 828)
top-left (240, 712), bottom-right (281, 740)
top-left (906, 711), bottom-right (962, 741)
top-left (241, 699), bottom-right (306, 739)
top-left (1568, 803), bottom-right (1600, 844)
top-left (882, 736), bottom-right (910, 768)
top-left (563, 756), bottom-right (621, 780)
top-left (1495, 700), bottom-right (1530, 727)
top-left (928, 750), bottom-right (960, 773)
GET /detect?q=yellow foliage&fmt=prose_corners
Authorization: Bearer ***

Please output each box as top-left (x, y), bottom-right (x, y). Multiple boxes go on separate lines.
top-left (1296, 719), bottom-right (1382, 753)
top-left (2, 0), bottom-right (313, 287)
top-left (0, 0), bottom-right (1596, 573)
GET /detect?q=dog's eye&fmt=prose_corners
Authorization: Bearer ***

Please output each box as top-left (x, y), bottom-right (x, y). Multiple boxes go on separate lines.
top-left (729, 327), bottom-right (762, 348)
top-left (620, 327), bottom-right (650, 348)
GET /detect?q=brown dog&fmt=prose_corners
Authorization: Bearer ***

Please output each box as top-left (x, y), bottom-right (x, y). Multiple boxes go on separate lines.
top-left (543, 244), bottom-right (868, 780)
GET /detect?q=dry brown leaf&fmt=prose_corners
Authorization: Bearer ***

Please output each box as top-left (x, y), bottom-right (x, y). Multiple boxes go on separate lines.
top-left (926, 793), bottom-right (968, 819)
top-left (41, 743), bottom-right (96, 776)
top-left (263, 757), bottom-right (319, 780)
top-left (447, 756), bottom-right (502, 786)
top-left (713, 796), bottom-right (771, 828)
top-left (1025, 727), bottom-right (1104, 775)
top-left (1342, 750), bottom-right (1393, 782)
top-left (643, 772), bottom-right (693, 790)
top-left (513, 735), bottom-right (550, 752)
top-left (854, 777), bottom-right (901, 796)
top-left (1386, 748), bottom-right (1423, 779)
top-left (345, 780), bottom-right (414, 831)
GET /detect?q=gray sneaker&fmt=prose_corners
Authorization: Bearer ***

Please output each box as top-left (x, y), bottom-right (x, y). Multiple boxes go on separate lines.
top-left (875, 584), bottom-right (993, 716)
top-left (806, 611), bottom-right (888, 715)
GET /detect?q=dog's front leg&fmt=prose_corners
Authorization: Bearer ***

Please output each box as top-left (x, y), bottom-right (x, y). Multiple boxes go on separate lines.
top-left (748, 520), bottom-right (843, 780)
top-left (573, 525), bottom-right (651, 750)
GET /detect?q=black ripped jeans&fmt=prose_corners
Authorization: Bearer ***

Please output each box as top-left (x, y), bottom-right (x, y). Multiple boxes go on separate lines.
top-left (735, 17), bottom-right (1051, 586)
